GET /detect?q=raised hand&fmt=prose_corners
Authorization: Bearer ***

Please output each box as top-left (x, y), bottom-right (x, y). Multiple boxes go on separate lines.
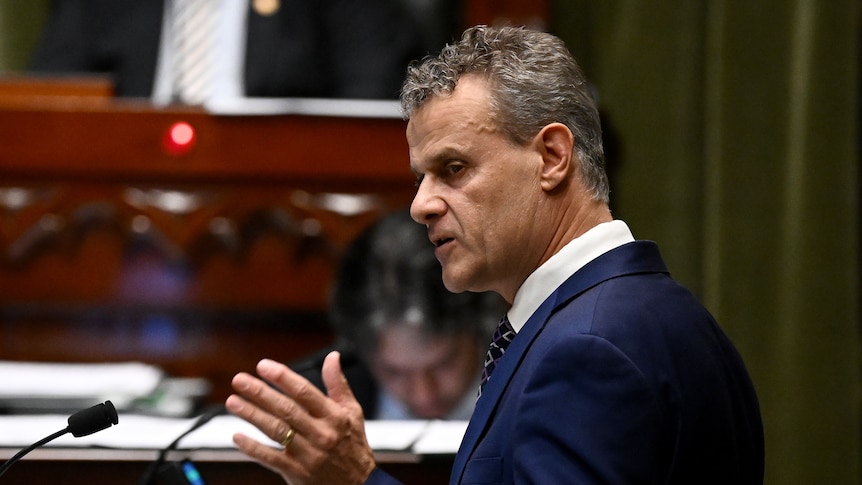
top-left (226, 352), bottom-right (377, 485)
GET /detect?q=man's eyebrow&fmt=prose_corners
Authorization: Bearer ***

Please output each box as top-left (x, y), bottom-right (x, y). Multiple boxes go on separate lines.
top-left (409, 145), bottom-right (467, 180)
top-left (433, 145), bottom-right (466, 161)
top-left (423, 148), bottom-right (469, 172)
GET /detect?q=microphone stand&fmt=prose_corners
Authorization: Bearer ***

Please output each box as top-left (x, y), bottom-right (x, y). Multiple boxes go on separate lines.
top-left (137, 348), bottom-right (358, 484)
top-left (137, 405), bottom-right (224, 485)
top-left (0, 400), bottom-right (119, 478)
top-left (0, 429), bottom-right (68, 478)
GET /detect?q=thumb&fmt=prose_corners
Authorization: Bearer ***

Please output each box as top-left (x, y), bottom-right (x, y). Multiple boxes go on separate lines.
top-left (321, 351), bottom-right (359, 406)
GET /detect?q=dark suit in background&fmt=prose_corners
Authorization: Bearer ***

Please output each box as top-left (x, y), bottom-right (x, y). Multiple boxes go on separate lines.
top-left (29, 0), bottom-right (424, 99)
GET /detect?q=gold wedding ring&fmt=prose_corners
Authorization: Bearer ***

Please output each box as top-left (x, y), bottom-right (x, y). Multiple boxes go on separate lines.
top-left (281, 427), bottom-right (296, 448)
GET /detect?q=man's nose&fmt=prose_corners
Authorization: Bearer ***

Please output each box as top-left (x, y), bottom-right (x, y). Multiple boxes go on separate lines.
top-left (410, 179), bottom-right (444, 224)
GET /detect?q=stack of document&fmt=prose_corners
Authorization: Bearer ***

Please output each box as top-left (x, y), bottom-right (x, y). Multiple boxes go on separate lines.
top-left (0, 413), bottom-right (467, 454)
top-left (0, 361), bottom-right (208, 417)
top-left (0, 360), bottom-right (466, 454)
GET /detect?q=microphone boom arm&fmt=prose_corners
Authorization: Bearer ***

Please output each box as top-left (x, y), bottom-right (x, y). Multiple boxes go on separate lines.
top-left (0, 400), bottom-right (118, 478)
top-left (0, 428), bottom-right (68, 477)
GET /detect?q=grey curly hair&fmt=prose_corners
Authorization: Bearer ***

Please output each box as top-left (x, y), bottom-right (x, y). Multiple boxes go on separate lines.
top-left (400, 25), bottom-right (609, 203)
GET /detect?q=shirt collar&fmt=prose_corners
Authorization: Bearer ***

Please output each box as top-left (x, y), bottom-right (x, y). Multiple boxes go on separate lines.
top-left (507, 220), bottom-right (635, 332)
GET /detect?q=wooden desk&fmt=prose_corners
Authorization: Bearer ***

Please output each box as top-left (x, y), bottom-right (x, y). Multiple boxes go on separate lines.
top-left (0, 89), bottom-right (415, 403)
top-left (0, 448), bottom-right (454, 485)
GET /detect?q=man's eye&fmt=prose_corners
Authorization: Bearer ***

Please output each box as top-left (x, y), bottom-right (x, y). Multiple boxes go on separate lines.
top-left (447, 164), bottom-right (464, 175)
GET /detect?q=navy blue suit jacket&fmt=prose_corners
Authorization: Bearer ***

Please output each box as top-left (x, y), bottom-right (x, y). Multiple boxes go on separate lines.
top-left (369, 240), bottom-right (764, 484)
top-left (29, 0), bottom-right (422, 99)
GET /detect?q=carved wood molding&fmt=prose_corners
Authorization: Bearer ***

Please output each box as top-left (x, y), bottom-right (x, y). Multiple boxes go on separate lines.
top-left (0, 183), bottom-right (410, 268)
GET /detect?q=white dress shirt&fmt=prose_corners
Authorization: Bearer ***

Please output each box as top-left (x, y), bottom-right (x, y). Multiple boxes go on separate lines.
top-left (152, 0), bottom-right (249, 104)
top-left (507, 220), bottom-right (636, 332)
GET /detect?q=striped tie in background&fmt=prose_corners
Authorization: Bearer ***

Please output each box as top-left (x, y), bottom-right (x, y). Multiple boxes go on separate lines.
top-left (172, 0), bottom-right (217, 104)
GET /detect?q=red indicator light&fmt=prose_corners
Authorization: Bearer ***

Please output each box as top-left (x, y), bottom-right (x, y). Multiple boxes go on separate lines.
top-left (163, 121), bottom-right (197, 155)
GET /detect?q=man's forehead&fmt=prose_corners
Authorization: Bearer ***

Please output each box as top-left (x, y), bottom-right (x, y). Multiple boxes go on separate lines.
top-left (408, 84), bottom-right (493, 139)
top-left (412, 76), bottom-right (490, 117)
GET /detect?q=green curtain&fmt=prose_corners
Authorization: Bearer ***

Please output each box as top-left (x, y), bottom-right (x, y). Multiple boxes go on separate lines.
top-left (0, 0), bottom-right (48, 72)
top-left (555, 1), bottom-right (860, 484)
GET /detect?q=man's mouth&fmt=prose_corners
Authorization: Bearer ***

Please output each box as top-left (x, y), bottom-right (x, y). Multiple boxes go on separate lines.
top-left (434, 237), bottom-right (454, 247)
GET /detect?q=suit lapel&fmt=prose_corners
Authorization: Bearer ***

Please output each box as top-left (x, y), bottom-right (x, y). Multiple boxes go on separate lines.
top-left (449, 293), bottom-right (556, 483)
top-left (449, 241), bottom-right (668, 484)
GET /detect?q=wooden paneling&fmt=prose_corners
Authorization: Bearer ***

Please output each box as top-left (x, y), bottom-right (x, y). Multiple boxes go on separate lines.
top-left (0, 86), bottom-right (415, 404)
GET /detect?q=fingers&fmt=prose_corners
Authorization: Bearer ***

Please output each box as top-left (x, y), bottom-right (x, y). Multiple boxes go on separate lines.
top-left (254, 354), bottom-right (360, 421)
top-left (226, 356), bottom-right (377, 485)
top-left (223, 393), bottom-right (281, 447)
top-left (226, 373), bottom-right (315, 449)
top-left (321, 351), bottom-right (359, 406)
top-left (232, 431), bottom-right (305, 479)
top-left (257, 353), bottom-right (346, 418)
top-left (256, 358), bottom-right (322, 398)
top-left (226, 356), bottom-right (355, 451)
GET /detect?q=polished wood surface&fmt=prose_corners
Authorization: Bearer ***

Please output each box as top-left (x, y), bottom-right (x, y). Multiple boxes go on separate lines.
top-left (0, 75), bottom-right (114, 101)
top-left (0, 99), bottom-right (411, 184)
top-left (0, 448), bottom-right (454, 485)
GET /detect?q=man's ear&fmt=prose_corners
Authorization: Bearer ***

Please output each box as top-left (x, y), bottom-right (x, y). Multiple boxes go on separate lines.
top-left (536, 123), bottom-right (575, 192)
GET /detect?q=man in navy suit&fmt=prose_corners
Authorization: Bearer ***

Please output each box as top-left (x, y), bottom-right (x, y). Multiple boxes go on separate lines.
top-left (29, 0), bottom-right (423, 100)
top-left (225, 25), bottom-right (765, 484)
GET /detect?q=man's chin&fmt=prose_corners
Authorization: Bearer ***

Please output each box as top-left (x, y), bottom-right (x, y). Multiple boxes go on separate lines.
top-left (441, 268), bottom-right (475, 294)
top-left (443, 272), bottom-right (492, 295)
top-left (442, 278), bottom-right (471, 294)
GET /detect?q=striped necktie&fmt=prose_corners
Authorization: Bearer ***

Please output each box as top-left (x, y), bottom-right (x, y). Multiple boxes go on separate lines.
top-left (478, 315), bottom-right (516, 397)
top-left (172, 0), bottom-right (217, 104)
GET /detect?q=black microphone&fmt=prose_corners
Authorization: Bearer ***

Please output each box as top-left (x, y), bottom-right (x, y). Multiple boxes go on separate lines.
top-left (137, 404), bottom-right (224, 485)
top-left (68, 400), bottom-right (120, 437)
top-left (0, 400), bottom-right (119, 478)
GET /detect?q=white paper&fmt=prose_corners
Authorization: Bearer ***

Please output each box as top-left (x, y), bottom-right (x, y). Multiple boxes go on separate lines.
top-left (0, 414), bottom-right (464, 454)
top-left (0, 414), bottom-right (191, 449)
top-left (0, 361), bottom-right (163, 400)
top-left (411, 420), bottom-right (468, 454)
top-left (363, 420), bottom-right (429, 451)
top-left (177, 415), bottom-right (276, 450)
top-left (204, 97), bottom-right (402, 118)
top-left (179, 416), bottom-right (430, 451)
